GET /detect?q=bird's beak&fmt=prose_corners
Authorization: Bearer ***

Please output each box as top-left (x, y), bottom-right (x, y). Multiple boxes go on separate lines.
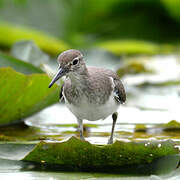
top-left (48, 68), bottom-right (66, 88)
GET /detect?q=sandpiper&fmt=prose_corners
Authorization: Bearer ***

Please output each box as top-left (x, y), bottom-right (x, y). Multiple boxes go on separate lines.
top-left (49, 49), bottom-right (126, 144)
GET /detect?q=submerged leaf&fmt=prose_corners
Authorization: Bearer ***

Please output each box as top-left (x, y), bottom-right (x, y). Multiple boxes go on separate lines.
top-left (0, 23), bottom-right (69, 55)
top-left (23, 136), bottom-right (179, 174)
top-left (0, 67), bottom-right (59, 125)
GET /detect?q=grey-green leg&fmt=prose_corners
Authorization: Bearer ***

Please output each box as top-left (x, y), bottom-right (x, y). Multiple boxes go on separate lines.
top-left (108, 112), bottom-right (118, 144)
top-left (77, 119), bottom-right (85, 141)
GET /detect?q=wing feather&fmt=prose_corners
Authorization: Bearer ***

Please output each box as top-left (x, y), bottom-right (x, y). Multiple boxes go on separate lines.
top-left (59, 83), bottom-right (64, 102)
top-left (113, 79), bottom-right (126, 104)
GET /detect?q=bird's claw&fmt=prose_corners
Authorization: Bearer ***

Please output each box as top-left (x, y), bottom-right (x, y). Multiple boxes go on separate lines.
top-left (107, 138), bottom-right (113, 144)
top-left (80, 135), bottom-right (85, 141)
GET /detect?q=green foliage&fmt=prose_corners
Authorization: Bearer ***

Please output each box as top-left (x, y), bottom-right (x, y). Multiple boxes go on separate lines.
top-left (162, 0), bottom-right (180, 23)
top-left (138, 80), bottom-right (180, 88)
top-left (135, 124), bottom-right (147, 132)
top-left (0, 67), bottom-right (59, 125)
top-left (0, 52), bottom-right (43, 74)
top-left (164, 120), bottom-right (180, 128)
top-left (117, 60), bottom-right (153, 77)
top-left (98, 40), bottom-right (174, 56)
top-left (23, 136), bottom-right (179, 173)
top-left (63, 0), bottom-right (180, 45)
top-left (0, 23), bottom-right (69, 55)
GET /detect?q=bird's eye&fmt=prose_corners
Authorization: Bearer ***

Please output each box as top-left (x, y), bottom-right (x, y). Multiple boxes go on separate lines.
top-left (72, 58), bottom-right (79, 65)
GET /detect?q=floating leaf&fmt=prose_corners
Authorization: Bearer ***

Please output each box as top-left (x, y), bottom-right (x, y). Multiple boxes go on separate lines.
top-left (0, 67), bottom-right (59, 125)
top-left (134, 124), bottom-right (147, 132)
top-left (11, 40), bottom-right (49, 67)
top-left (0, 23), bottom-right (69, 55)
top-left (98, 40), bottom-right (174, 56)
top-left (162, 120), bottom-right (180, 132)
top-left (0, 52), bottom-right (43, 74)
top-left (117, 60), bottom-right (153, 77)
top-left (23, 136), bottom-right (179, 174)
top-left (162, 0), bottom-right (180, 23)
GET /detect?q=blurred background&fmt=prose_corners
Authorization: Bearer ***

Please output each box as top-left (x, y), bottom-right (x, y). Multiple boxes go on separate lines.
top-left (0, 0), bottom-right (180, 50)
top-left (0, 0), bottom-right (180, 178)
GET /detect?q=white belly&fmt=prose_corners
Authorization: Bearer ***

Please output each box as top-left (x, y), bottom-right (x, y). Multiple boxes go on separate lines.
top-left (64, 93), bottom-right (119, 121)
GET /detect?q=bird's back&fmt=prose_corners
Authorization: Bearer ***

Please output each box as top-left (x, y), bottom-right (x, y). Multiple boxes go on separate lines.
top-left (63, 66), bottom-right (126, 105)
top-left (87, 66), bottom-right (126, 103)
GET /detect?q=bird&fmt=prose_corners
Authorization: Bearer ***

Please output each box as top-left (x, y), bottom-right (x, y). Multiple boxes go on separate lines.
top-left (48, 49), bottom-right (126, 144)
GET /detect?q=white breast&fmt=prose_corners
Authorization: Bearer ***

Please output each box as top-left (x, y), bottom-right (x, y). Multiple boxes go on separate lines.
top-left (64, 92), bottom-right (119, 121)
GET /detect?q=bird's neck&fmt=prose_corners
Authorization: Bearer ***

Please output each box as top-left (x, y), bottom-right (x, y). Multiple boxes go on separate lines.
top-left (67, 69), bottom-right (89, 87)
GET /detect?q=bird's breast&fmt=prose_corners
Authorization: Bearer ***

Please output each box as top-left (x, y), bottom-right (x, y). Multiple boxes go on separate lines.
top-left (63, 91), bottom-right (119, 121)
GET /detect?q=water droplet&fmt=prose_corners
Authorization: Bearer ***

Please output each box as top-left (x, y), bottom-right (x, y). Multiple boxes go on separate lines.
top-left (158, 144), bottom-right (161, 148)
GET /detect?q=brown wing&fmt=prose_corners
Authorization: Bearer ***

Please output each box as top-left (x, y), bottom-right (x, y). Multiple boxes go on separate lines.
top-left (114, 79), bottom-right (126, 104)
top-left (97, 67), bottom-right (126, 104)
top-left (87, 66), bottom-right (126, 104)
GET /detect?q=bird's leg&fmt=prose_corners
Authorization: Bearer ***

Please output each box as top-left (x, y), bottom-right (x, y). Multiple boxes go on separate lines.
top-left (108, 112), bottom-right (118, 144)
top-left (77, 119), bottom-right (85, 141)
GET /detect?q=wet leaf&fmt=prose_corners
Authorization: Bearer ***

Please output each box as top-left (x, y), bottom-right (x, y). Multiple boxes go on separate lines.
top-left (11, 40), bottom-right (49, 67)
top-left (97, 40), bottom-right (174, 56)
top-left (162, 120), bottom-right (180, 132)
top-left (10, 40), bottom-right (58, 78)
top-left (117, 60), bottom-right (153, 77)
top-left (164, 120), bottom-right (180, 128)
top-left (0, 52), bottom-right (43, 74)
top-left (0, 23), bottom-right (69, 55)
top-left (23, 136), bottom-right (179, 174)
top-left (162, 0), bottom-right (180, 23)
top-left (134, 124), bottom-right (147, 132)
top-left (0, 67), bottom-right (59, 125)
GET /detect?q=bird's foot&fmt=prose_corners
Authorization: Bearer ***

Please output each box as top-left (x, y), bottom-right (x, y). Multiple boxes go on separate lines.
top-left (80, 135), bottom-right (85, 141)
top-left (107, 138), bottom-right (113, 144)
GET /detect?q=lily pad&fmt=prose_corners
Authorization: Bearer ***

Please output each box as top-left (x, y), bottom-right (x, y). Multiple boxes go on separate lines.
top-left (134, 124), bottom-right (147, 132)
top-left (97, 40), bottom-right (174, 56)
top-left (0, 67), bottom-right (59, 125)
top-left (117, 60), bottom-right (153, 77)
top-left (23, 136), bottom-right (179, 174)
top-left (0, 52), bottom-right (43, 74)
top-left (162, 0), bottom-right (180, 23)
top-left (0, 23), bottom-right (69, 55)
top-left (11, 41), bottom-right (49, 67)
top-left (162, 120), bottom-right (180, 132)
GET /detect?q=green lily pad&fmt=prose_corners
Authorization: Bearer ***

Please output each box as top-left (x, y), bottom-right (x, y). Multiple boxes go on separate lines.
top-left (162, 120), bottom-right (180, 132)
top-left (23, 136), bottom-right (179, 174)
top-left (98, 40), bottom-right (174, 56)
top-left (162, 0), bottom-right (180, 23)
top-left (117, 60), bottom-right (153, 77)
top-left (137, 80), bottom-right (180, 87)
top-left (0, 23), bottom-right (69, 55)
top-left (0, 52), bottom-right (43, 74)
top-left (165, 120), bottom-right (180, 128)
top-left (134, 124), bottom-right (147, 132)
top-left (0, 67), bottom-right (59, 125)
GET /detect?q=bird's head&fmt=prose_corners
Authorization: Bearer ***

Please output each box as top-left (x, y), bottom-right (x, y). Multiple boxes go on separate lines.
top-left (48, 49), bottom-right (86, 88)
